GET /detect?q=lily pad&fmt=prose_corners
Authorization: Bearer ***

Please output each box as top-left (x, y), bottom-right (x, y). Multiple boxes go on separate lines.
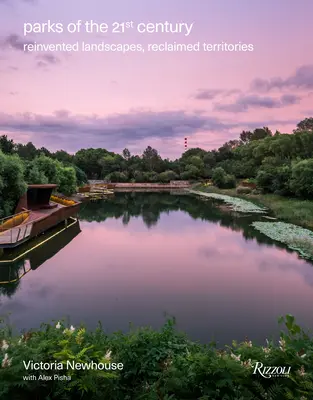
top-left (188, 190), bottom-right (267, 214)
top-left (252, 221), bottom-right (313, 260)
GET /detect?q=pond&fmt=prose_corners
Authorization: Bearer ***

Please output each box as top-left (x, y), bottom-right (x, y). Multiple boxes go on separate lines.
top-left (1, 191), bottom-right (313, 346)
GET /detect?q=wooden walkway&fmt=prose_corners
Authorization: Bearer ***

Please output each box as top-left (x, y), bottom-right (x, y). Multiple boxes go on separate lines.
top-left (0, 203), bottom-right (65, 246)
top-left (0, 224), bottom-right (32, 245)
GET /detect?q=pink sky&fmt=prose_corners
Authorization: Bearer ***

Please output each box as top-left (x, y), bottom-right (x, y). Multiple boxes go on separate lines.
top-left (0, 0), bottom-right (312, 158)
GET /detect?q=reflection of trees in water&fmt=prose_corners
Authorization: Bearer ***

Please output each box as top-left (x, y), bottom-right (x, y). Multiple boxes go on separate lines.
top-left (79, 192), bottom-right (313, 266)
top-left (0, 259), bottom-right (25, 298)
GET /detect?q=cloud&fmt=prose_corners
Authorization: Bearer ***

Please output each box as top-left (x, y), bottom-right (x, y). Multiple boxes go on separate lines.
top-left (194, 65), bottom-right (313, 105)
top-left (1, 34), bottom-right (34, 52)
top-left (0, 109), bottom-right (299, 155)
top-left (214, 94), bottom-right (300, 113)
top-left (194, 88), bottom-right (241, 100)
top-left (251, 65), bottom-right (313, 92)
top-left (36, 53), bottom-right (61, 68)
top-left (0, 0), bottom-right (36, 4)
top-left (0, 109), bottom-right (239, 151)
top-left (37, 54), bottom-right (60, 65)
top-left (194, 89), bottom-right (224, 100)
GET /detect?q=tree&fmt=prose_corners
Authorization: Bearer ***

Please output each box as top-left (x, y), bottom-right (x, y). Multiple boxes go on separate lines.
top-left (122, 148), bottom-right (131, 161)
top-left (180, 165), bottom-right (200, 180)
top-left (31, 155), bottom-right (59, 183)
top-left (251, 127), bottom-right (272, 141)
top-left (0, 135), bottom-right (15, 154)
top-left (73, 165), bottom-right (88, 186)
top-left (158, 170), bottom-right (177, 183)
top-left (38, 147), bottom-right (52, 157)
top-left (212, 167), bottom-right (236, 189)
top-left (0, 151), bottom-right (27, 217)
top-left (294, 117), bottom-right (313, 133)
top-left (57, 166), bottom-right (77, 196)
top-left (16, 142), bottom-right (37, 160)
top-left (142, 146), bottom-right (163, 172)
top-left (99, 154), bottom-right (123, 178)
top-left (25, 164), bottom-right (48, 184)
top-left (188, 156), bottom-right (204, 169)
top-left (74, 148), bottom-right (112, 179)
top-left (53, 150), bottom-right (73, 164)
top-left (240, 130), bottom-right (253, 144)
top-left (203, 152), bottom-right (216, 168)
top-left (106, 171), bottom-right (128, 182)
top-left (181, 148), bottom-right (207, 159)
top-left (290, 159), bottom-right (313, 197)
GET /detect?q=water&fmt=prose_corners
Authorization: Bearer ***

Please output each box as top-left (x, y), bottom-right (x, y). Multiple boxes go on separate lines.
top-left (1, 191), bottom-right (313, 346)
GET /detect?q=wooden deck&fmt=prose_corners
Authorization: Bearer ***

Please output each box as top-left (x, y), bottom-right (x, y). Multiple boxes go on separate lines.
top-left (0, 203), bottom-right (66, 246)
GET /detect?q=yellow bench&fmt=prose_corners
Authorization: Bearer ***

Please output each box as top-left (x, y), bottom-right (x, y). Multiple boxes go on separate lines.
top-left (50, 195), bottom-right (76, 206)
top-left (0, 212), bottom-right (29, 233)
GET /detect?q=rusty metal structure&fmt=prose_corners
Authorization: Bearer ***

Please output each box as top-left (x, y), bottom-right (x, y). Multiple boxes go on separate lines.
top-left (0, 185), bottom-right (80, 248)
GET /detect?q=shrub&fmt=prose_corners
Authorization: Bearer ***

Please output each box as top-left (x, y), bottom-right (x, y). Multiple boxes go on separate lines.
top-left (236, 186), bottom-right (252, 194)
top-left (256, 168), bottom-right (275, 193)
top-left (212, 167), bottom-right (236, 188)
top-left (271, 165), bottom-right (292, 196)
top-left (158, 170), bottom-right (178, 183)
top-left (0, 315), bottom-right (312, 399)
top-left (256, 163), bottom-right (292, 196)
top-left (57, 166), bottom-right (77, 196)
top-left (290, 159), bottom-right (313, 198)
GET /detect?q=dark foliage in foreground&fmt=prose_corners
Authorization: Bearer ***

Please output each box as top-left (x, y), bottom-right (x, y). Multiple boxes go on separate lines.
top-left (0, 315), bottom-right (312, 399)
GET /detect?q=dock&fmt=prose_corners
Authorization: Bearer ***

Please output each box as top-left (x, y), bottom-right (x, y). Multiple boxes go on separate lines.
top-left (0, 185), bottom-right (80, 248)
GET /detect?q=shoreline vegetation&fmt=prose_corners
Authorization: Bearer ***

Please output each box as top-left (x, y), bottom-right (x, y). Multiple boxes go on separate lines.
top-left (0, 315), bottom-right (312, 399)
top-left (1, 117), bottom-right (313, 219)
top-left (190, 184), bottom-right (313, 260)
top-left (191, 184), bottom-right (313, 229)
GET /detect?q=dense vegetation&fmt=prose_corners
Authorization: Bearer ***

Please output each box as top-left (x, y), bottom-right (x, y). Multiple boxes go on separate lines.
top-left (0, 314), bottom-right (312, 399)
top-left (0, 117), bottom-right (313, 217)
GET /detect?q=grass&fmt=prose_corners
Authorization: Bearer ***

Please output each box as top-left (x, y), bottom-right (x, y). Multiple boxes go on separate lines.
top-left (193, 184), bottom-right (313, 230)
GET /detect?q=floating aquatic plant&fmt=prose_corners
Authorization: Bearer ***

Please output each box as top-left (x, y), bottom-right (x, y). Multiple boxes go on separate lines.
top-left (188, 190), bottom-right (267, 214)
top-left (252, 221), bottom-right (313, 260)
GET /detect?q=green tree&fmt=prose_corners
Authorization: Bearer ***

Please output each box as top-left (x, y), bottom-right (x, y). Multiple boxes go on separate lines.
top-left (212, 167), bottom-right (236, 189)
top-left (0, 151), bottom-right (27, 217)
top-left (53, 150), bottom-right (73, 164)
top-left (240, 130), bottom-right (253, 144)
top-left (180, 165), bottom-right (200, 180)
top-left (73, 165), bottom-right (88, 186)
top-left (74, 148), bottom-right (112, 179)
top-left (25, 164), bottom-right (48, 184)
top-left (290, 159), bottom-right (313, 197)
top-left (294, 117), bottom-right (313, 133)
top-left (122, 148), bottom-right (131, 161)
top-left (16, 142), bottom-right (37, 160)
top-left (31, 155), bottom-right (59, 183)
top-left (0, 135), bottom-right (15, 154)
top-left (142, 146), bottom-right (163, 172)
top-left (57, 166), bottom-right (77, 196)
top-left (188, 156), bottom-right (204, 170)
top-left (158, 170), bottom-right (177, 183)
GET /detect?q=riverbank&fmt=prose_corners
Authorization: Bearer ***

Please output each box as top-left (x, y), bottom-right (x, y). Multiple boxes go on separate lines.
top-left (0, 315), bottom-right (311, 399)
top-left (192, 184), bottom-right (313, 230)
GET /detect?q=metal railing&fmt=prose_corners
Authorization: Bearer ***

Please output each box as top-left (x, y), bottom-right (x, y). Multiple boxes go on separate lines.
top-left (0, 210), bottom-right (30, 227)
top-left (0, 215), bottom-right (34, 246)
